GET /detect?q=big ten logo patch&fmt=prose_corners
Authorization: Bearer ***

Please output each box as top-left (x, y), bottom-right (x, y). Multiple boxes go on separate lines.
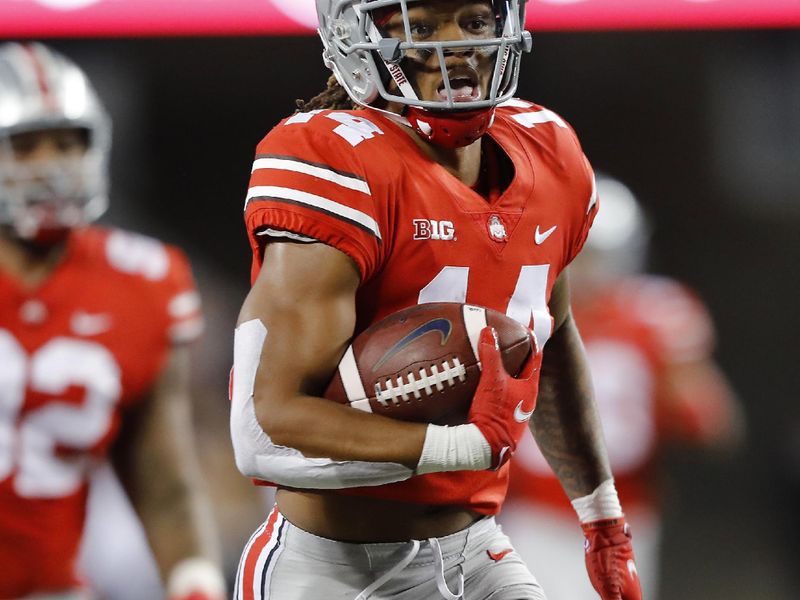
top-left (413, 219), bottom-right (456, 241)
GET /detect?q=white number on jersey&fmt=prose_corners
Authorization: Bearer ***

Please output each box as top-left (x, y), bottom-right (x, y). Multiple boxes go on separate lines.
top-left (106, 230), bottom-right (169, 281)
top-left (418, 265), bottom-right (553, 347)
top-left (284, 109), bottom-right (385, 148)
top-left (326, 112), bottom-right (385, 147)
top-left (0, 330), bottom-right (122, 498)
top-left (511, 109), bottom-right (567, 130)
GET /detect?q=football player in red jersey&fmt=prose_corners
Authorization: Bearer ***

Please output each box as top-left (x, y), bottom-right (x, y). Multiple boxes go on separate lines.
top-left (501, 176), bottom-right (743, 599)
top-left (0, 43), bottom-right (225, 600)
top-left (230, 2), bottom-right (641, 599)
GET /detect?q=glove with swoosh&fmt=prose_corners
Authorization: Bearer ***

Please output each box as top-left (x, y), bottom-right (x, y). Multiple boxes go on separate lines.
top-left (468, 327), bottom-right (539, 470)
top-left (582, 517), bottom-right (643, 600)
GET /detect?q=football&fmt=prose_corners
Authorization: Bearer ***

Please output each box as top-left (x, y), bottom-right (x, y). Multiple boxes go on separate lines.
top-left (324, 303), bottom-right (534, 424)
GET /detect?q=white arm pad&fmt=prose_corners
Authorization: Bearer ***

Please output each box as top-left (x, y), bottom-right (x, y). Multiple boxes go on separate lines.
top-left (571, 478), bottom-right (624, 523)
top-left (230, 320), bottom-right (414, 489)
top-left (415, 424), bottom-right (491, 474)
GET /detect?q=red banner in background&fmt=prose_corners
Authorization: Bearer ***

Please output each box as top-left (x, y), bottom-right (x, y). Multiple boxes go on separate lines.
top-left (1, 0), bottom-right (798, 37)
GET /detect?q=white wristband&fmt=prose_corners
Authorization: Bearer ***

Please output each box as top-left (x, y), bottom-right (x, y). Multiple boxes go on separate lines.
top-left (415, 424), bottom-right (491, 475)
top-left (166, 557), bottom-right (226, 599)
top-left (571, 478), bottom-right (624, 523)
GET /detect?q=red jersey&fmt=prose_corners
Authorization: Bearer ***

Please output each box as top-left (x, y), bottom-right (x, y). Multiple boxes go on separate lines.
top-left (244, 101), bottom-right (597, 514)
top-left (509, 275), bottom-right (732, 510)
top-left (0, 226), bottom-right (202, 598)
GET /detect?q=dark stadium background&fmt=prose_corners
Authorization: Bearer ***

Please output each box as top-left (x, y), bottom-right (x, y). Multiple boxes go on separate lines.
top-left (29, 30), bottom-right (800, 599)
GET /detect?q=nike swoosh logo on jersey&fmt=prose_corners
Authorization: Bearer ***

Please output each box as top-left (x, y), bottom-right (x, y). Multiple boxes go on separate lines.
top-left (534, 225), bottom-right (557, 245)
top-left (372, 318), bottom-right (453, 372)
top-left (487, 548), bottom-right (514, 562)
top-left (514, 400), bottom-right (534, 423)
top-left (71, 311), bottom-right (113, 336)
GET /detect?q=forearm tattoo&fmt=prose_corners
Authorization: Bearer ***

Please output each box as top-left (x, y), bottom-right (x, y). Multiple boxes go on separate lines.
top-left (529, 318), bottom-right (612, 499)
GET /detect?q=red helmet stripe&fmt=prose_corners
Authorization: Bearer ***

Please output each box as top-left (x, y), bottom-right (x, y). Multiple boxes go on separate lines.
top-left (20, 43), bottom-right (57, 111)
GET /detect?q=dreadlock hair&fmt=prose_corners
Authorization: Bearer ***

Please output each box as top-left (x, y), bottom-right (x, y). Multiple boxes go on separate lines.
top-left (295, 75), bottom-right (358, 113)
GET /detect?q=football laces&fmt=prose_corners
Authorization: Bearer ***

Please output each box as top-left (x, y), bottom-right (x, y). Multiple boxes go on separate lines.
top-left (374, 357), bottom-right (467, 406)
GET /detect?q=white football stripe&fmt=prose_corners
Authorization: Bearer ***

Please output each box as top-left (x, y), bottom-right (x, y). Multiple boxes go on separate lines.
top-left (246, 185), bottom-right (381, 240)
top-left (338, 345), bottom-right (367, 402)
top-left (350, 399), bottom-right (373, 413)
top-left (462, 305), bottom-right (488, 369)
top-left (252, 157), bottom-right (371, 196)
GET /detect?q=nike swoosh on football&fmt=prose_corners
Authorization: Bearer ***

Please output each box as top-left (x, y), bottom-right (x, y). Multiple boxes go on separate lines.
top-left (514, 400), bottom-right (534, 423)
top-left (487, 549), bottom-right (514, 562)
top-left (534, 225), bottom-right (557, 245)
top-left (372, 318), bottom-right (453, 372)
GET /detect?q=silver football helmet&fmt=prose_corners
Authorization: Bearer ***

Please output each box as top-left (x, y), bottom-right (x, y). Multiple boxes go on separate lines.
top-left (582, 175), bottom-right (651, 280)
top-left (0, 42), bottom-right (110, 239)
top-left (316, 0), bottom-right (532, 111)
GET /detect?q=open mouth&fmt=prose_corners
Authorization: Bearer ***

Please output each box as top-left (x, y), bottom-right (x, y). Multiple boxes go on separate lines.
top-left (437, 68), bottom-right (481, 103)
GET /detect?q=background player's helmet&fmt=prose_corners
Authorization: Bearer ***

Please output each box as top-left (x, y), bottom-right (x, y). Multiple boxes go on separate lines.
top-left (572, 175), bottom-right (651, 292)
top-left (0, 42), bottom-right (110, 240)
top-left (316, 0), bottom-right (532, 148)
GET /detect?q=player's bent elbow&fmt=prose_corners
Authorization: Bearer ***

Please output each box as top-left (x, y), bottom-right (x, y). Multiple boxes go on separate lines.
top-left (230, 390), bottom-right (415, 488)
top-left (251, 393), bottom-right (297, 446)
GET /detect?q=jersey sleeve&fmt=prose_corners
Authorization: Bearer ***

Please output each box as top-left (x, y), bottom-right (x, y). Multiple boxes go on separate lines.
top-left (160, 246), bottom-right (204, 346)
top-left (566, 153), bottom-right (599, 266)
top-left (630, 277), bottom-right (716, 364)
top-left (244, 113), bottom-right (384, 284)
top-left (102, 229), bottom-right (204, 346)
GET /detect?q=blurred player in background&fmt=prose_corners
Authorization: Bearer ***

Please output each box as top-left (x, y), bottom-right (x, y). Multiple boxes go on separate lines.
top-left (501, 175), bottom-right (743, 599)
top-left (230, 1), bottom-right (641, 599)
top-left (0, 42), bottom-right (225, 599)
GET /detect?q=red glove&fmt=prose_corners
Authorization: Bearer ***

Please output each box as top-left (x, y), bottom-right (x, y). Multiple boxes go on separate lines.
top-left (468, 327), bottom-right (538, 469)
top-left (582, 517), bottom-right (643, 600)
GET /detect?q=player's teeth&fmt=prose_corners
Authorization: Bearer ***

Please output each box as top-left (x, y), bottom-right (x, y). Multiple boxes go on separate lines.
top-left (439, 85), bottom-right (475, 101)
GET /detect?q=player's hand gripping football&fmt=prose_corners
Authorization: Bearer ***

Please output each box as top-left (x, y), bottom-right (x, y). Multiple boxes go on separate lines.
top-left (582, 517), bottom-right (643, 600)
top-left (468, 327), bottom-right (538, 469)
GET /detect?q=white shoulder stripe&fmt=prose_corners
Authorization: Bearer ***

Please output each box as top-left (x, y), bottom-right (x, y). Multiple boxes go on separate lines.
top-left (246, 185), bottom-right (381, 240)
top-left (252, 157), bottom-right (371, 196)
top-left (462, 305), bottom-right (488, 370)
